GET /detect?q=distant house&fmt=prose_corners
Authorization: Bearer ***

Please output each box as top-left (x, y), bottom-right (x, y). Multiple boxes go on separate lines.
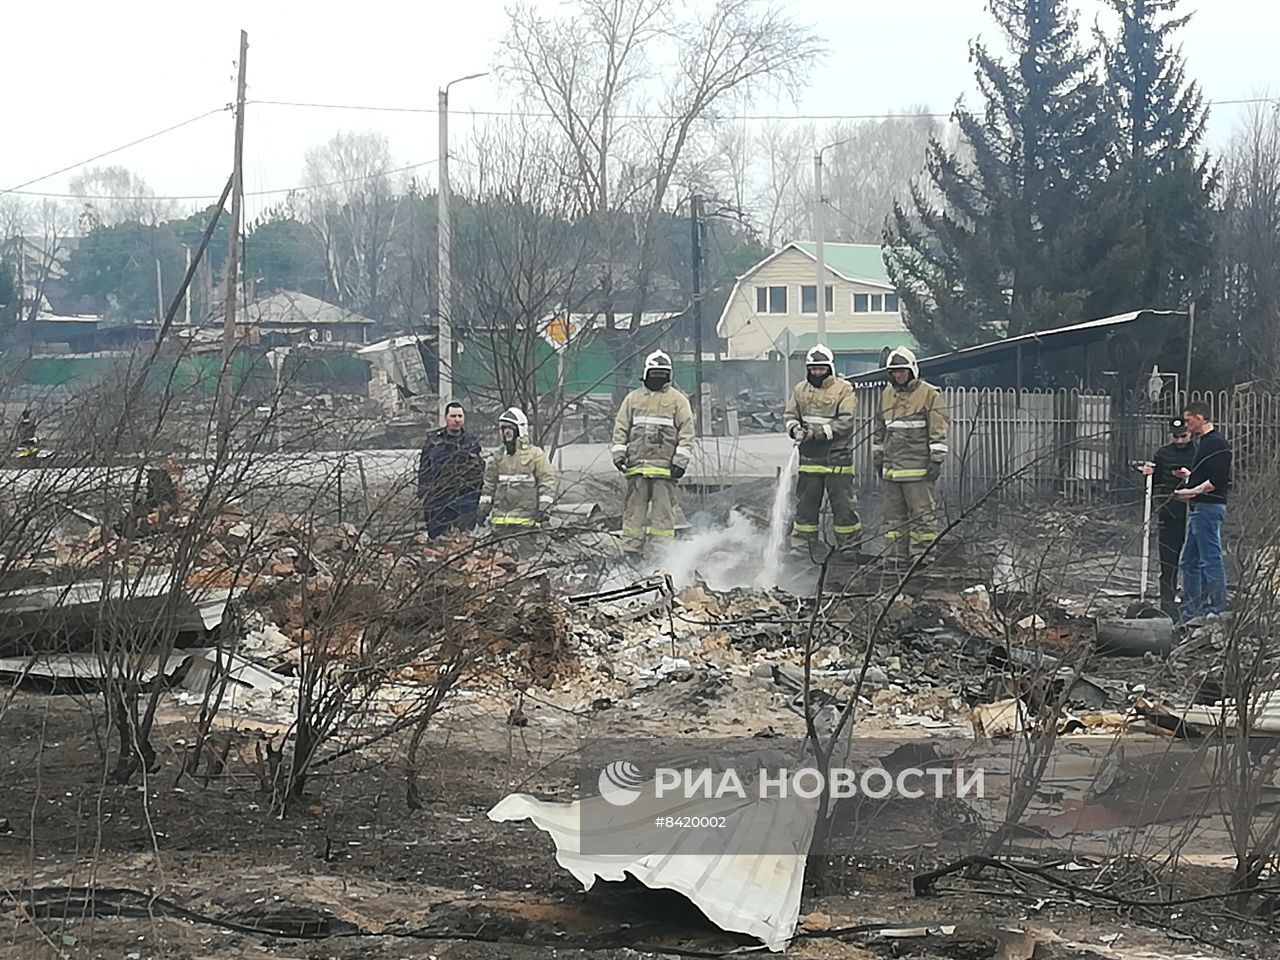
top-left (238, 291), bottom-right (375, 345)
top-left (715, 242), bottom-right (913, 362)
top-left (0, 236), bottom-right (72, 317)
top-left (197, 291), bottom-right (376, 347)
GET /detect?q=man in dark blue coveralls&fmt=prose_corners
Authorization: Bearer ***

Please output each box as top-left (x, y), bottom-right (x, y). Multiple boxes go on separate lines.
top-left (417, 402), bottom-right (484, 537)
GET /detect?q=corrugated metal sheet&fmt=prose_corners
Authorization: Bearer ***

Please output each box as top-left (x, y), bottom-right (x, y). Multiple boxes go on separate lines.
top-left (489, 789), bottom-right (818, 951)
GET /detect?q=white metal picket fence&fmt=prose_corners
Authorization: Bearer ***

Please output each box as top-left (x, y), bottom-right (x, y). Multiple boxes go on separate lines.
top-left (847, 386), bottom-right (1280, 504)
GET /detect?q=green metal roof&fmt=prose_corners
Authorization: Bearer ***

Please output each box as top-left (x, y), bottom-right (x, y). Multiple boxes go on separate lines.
top-left (787, 331), bottom-right (918, 357)
top-left (792, 242), bottom-right (891, 286)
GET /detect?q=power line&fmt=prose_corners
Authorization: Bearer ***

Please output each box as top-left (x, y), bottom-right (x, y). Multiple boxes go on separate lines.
top-left (7, 93), bottom-right (1272, 204)
top-left (4, 159), bottom-right (440, 202)
top-left (249, 95), bottom-right (1279, 122)
top-left (3, 107), bottom-right (231, 193)
top-left (250, 98), bottom-right (954, 122)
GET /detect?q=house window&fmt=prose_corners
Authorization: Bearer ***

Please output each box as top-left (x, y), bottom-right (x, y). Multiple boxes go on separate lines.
top-left (885, 293), bottom-right (900, 312)
top-left (755, 285), bottom-right (788, 315)
top-left (853, 293), bottom-right (869, 313)
top-left (800, 285), bottom-right (835, 315)
top-left (870, 294), bottom-right (883, 312)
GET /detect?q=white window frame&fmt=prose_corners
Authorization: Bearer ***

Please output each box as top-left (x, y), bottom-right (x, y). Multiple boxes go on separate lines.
top-left (852, 291), bottom-right (898, 313)
top-left (755, 284), bottom-right (788, 315)
top-left (799, 284), bottom-right (835, 316)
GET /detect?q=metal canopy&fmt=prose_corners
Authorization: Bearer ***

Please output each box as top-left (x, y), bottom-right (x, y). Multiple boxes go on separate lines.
top-left (848, 309), bottom-right (1186, 384)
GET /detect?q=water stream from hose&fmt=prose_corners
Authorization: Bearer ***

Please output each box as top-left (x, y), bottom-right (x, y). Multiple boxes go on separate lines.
top-left (757, 445), bottom-right (800, 587)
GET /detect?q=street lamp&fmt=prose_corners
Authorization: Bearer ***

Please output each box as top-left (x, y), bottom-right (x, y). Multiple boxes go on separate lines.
top-left (437, 71), bottom-right (489, 424)
top-left (812, 136), bottom-right (858, 342)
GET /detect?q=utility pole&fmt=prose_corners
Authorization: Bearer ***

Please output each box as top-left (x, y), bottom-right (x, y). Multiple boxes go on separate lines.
top-left (813, 151), bottom-right (826, 342)
top-left (436, 85), bottom-right (452, 425)
top-left (690, 193), bottom-right (704, 437)
top-left (218, 29), bottom-right (248, 447)
top-left (155, 258), bottom-right (164, 323)
top-left (183, 246), bottom-right (192, 325)
top-left (436, 71), bottom-right (488, 425)
top-left (1184, 301), bottom-right (1196, 400)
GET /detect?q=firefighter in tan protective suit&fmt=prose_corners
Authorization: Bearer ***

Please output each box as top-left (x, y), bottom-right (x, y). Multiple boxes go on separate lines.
top-left (612, 350), bottom-right (695, 555)
top-left (478, 407), bottom-right (556, 532)
top-left (873, 346), bottom-right (949, 565)
top-left (784, 344), bottom-right (861, 560)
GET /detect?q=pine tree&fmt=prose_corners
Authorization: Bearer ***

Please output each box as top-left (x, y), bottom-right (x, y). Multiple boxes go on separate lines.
top-left (886, 0), bottom-right (1124, 351)
top-left (1100, 0), bottom-right (1214, 307)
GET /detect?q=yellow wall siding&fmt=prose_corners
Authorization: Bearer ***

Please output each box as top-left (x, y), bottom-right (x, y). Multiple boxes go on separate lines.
top-left (720, 247), bottom-right (908, 358)
top-left (727, 317), bottom-right (908, 360)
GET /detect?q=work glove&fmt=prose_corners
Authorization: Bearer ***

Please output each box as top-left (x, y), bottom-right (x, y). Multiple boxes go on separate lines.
top-left (670, 464), bottom-right (686, 481)
top-left (613, 456), bottom-right (627, 474)
top-left (536, 510), bottom-right (551, 525)
top-left (788, 423), bottom-right (805, 442)
top-left (925, 461), bottom-right (942, 483)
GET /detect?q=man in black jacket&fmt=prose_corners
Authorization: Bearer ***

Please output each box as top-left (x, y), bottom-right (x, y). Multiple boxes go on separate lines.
top-left (1173, 401), bottom-right (1232, 620)
top-left (1142, 418), bottom-right (1197, 617)
top-left (417, 402), bottom-right (484, 537)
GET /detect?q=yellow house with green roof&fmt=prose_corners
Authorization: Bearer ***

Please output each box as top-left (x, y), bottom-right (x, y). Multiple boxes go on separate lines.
top-left (715, 241), bottom-right (916, 369)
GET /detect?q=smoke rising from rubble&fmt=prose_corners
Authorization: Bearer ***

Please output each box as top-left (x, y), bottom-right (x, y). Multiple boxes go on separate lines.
top-left (654, 510), bottom-right (807, 593)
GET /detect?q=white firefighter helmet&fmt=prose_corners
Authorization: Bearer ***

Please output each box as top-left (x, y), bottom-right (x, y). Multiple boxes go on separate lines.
top-left (643, 350), bottom-right (674, 377)
top-left (885, 345), bottom-right (919, 380)
top-left (805, 343), bottom-right (835, 368)
top-left (498, 406), bottom-right (529, 439)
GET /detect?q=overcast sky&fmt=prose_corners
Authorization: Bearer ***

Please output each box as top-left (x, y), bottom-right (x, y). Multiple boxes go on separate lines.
top-left (3, 0), bottom-right (1276, 219)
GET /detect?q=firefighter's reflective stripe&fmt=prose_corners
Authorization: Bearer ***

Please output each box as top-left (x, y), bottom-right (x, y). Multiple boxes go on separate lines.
top-left (886, 418), bottom-right (927, 430)
top-left (885, 467), bottom-right (928, 480)
top-left (633, 414), bottom-right (676, 427)
top-left (884, 530), bottom-right (904, 540)
top-left (833, 523), bottom-right (862, 534)
top-left (622, 525), bottom-right (647, 538)
top-left (627, 464), bottom-right (673, 478)
top-left (792, 522), bottom-right (820, 534)
top-left (647, 527), bottom-right (675, 538)
top-left (910, 531), bottom-right (937, 542)
top-left (492, 516), bottom-right (537, 526)
top-left (802, 414), bottom-right (834, 439)
top-left (481, 438), bottom-right (555, 523)
top-left (798, 464), bottom-right (853, 474)
top-left (614, 384), bottom-right (695, 473)
top-left (929, 443), bottom-right (948, 455)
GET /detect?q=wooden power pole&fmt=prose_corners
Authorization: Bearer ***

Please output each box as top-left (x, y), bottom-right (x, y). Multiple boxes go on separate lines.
top-left (218, 29), bottom-right (248, 447)
top-left (690, 194), bottom-right (704, 437)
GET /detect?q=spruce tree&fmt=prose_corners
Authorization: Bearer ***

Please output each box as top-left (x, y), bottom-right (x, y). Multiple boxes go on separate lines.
top-left (1100, 0), bottom-right (1214, 307)
top-left (886, 0), bottom-right (1121, 351)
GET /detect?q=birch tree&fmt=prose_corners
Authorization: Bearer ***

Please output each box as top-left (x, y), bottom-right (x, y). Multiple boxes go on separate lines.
top-left (502, 0), bottom-right (823, 391)
top-left (68, 165), bottom-right (174, 228)
top-left (304, 132), bottom-right (401, 321)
